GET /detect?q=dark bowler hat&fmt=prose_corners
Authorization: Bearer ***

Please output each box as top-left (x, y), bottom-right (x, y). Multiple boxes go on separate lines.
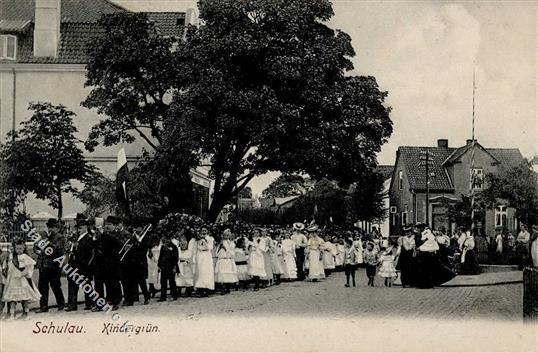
top-left (403, 225), bottom-right (413, 232)
top-left (105, 215), bottom-right (121, 225)
top-left (75, 213), bottom-right (88, 226)
top-left (415, 222), bottom-right (426, 229)
top-left (46, 218), bottom-right (59, 229)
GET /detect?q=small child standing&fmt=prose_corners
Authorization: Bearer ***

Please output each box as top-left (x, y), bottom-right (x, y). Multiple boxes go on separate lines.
top-left (378, 247), bottom-right (397, 287)
top-left (176, 237), bottom-right (194, 297)
top-left (343, 238), bottom-right (356, 287)
top-left (363, 242), bottom-right (378, 287)
top-left (234, 238), bottom-right (249, 289)
top-left (3, 240), bottom-right (41, 320)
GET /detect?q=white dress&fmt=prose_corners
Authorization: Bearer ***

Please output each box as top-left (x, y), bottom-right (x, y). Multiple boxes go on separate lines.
top-left (378, 254), bottom-right (397, 278)
top-left (194, 236), bottom-right (215, 290)
top-left (271, 240), bottom-right (284, 275)
top-left (248, 238), bottom-right (267, 277)
top-left (281, 239), bottom-right (297, 279)
top-left (353, 240), bottom-right (364, 264)
top-left (147, 243), bottom-right (161, 289)
top-left (2, 254), bottom-right (41, 302)
top-left (262, 237), bottom-right (274, 281)
top-left (176, 248), bottom-right (194, 287)
top-left (215, 240), bottom-right (238, 283)
top-left (335, 244), bottom-right (345, 267)
top-left (307, 236), bottom-right (325, 280)
top-left (322, 241), bottom-right (336, 270)
top-left (234, 248), bottom-right (249, 281)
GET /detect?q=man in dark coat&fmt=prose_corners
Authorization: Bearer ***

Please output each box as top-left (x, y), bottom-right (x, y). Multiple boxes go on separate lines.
top-left (65, 214), bottom-right (95, 311)
top-left (119, 225), bottom-right (151, 306)
top-left (36, 218), bottom-right (66, 313)
top-left (157, 236), bottom-right (178, 302)
top-left (92, 216), bottom-right (122, 311)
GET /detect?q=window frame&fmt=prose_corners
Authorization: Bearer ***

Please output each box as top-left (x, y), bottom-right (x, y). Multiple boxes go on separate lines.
top-left (495, 205), bottom-right (507, 228)
top-left (398, 170), bottom-right (403, 190)
top-left (0, 35), bottom-right (17, 60)
top-left (470, 167), bottom-right (484, 190)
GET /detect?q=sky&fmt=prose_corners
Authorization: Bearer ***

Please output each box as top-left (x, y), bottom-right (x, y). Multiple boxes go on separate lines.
top-left (114, 0), bottom-right (538, 196)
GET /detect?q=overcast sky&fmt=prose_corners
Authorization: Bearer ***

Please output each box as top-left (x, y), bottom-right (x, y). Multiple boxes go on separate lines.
top-left (114, 0), bottom-right (538, 196)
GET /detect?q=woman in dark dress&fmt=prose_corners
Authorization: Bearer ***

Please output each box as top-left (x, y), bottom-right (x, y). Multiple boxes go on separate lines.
top-left (415, 227), bottom-right (456, 288)
top-left (459, 230), bottom-right (481, 275)
top-left (396, 226), bottom-right (416, 287)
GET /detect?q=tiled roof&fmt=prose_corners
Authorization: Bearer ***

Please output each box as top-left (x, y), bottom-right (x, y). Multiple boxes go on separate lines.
top-left (146, 12), bottom-right (185, 37)
top-left (486, 148), bottom-right (524, 168)
top-left (0, 0), bottom-right (186, 64)
top-left (0, 0), bottom-right (125, 23)
top-left (398, 144), bottom-right (526, 191)
top-left (398, 146), bottom-right (455, 191)
top-left (375, 165), bottom-right (394, 180)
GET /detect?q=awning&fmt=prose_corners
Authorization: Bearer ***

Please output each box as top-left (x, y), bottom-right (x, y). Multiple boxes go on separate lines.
top-left (0, 20), bottom-right (31, 32)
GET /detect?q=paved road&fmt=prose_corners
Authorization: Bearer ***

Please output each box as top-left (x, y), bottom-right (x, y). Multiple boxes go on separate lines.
top-left (30, 268), bottom-right (523, 321)
top-left (2, 269), bottom-right (534, 352)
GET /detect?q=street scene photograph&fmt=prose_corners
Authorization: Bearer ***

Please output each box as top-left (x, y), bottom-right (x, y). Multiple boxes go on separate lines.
top-left (0, 0), bottom-right (537, 352)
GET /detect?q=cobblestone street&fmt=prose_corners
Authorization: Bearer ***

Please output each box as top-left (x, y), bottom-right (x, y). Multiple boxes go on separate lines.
top-left (2, 269), bottom-right (535, 352)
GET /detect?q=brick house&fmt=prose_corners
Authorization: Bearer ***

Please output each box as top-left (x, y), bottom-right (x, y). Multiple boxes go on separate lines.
top-left (389, 139), bottom-right (525, 236)
top-left (0, 0), bottom-right (212, 219)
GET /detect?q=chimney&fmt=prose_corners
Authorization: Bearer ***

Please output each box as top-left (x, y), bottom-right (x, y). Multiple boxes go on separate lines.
top-left (437, 139), bottom-right (448, 148)
top-left (466, 139), bottom-right (476, 145)
top-left (34, 0), bottom-right (61, 58)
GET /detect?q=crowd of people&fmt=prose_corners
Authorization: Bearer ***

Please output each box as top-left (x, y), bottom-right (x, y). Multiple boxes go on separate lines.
top-left (0, 213), bottom-right (537, 321)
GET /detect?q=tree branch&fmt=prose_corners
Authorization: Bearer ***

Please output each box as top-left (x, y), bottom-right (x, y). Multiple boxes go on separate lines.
top-left (133, 126), bottom-right (158, 150)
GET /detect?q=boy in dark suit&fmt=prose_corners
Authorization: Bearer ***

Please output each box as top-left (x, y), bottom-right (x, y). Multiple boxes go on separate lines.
top-left (157, 236), bottom-right (178, 302)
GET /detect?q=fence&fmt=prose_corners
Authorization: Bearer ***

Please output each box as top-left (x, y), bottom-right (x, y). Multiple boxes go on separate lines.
top-left (523, 267), bottom-right (538, 322)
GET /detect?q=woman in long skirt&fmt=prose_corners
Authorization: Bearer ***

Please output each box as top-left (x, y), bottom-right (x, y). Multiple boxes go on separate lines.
top-left (281, 232), bottom-right (297, 281)
top-left (460, 230), bottom-right (480, 275)
top-left (415, 228), bottom-right (456, 288)
top-left (194, 227), bottom-right (215, 296)
top-left (306, 225), bottom-right (325, 281)
top-left (396, 226), bottom-right (417, 287)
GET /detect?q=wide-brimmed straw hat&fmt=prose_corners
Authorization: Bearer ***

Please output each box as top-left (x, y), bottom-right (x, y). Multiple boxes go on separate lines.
top-left (293, 222), bottom-right (305, 231)
top-left (306, 224), bottom-right (319, 233)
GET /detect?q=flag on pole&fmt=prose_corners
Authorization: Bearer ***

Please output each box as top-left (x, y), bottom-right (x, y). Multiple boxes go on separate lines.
top-left (116, 147), bottom-right (129, 215)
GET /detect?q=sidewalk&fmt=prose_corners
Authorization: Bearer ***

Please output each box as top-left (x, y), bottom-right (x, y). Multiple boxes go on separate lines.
top-left (394, 271), bottom-right (523, 287)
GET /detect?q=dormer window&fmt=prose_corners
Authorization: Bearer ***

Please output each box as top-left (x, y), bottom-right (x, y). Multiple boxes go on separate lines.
top-left (0, 35), bottom-right (17, 60)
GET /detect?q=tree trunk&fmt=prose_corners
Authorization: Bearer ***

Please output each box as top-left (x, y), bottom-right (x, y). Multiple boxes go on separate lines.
top-left (57, 185), bottom-right (63, 220)
top-left (207, 192), bottom-right (227, 223)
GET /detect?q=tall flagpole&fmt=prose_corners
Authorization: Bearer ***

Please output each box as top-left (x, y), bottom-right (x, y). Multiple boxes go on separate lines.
top-left (470, 67), bottom-right (476, 233)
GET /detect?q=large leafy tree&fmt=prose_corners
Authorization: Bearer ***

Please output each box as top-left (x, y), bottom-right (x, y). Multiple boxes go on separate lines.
top-left (262, 174), bottom-right (312, 198)
top-left (1, 102), bottom-right (96, 218)
top-left (481, 161), bottom-right (538, 227)
top-left (84, 1), bottom-right (392, 222)
top-left (350, 171), bottom-right (387, 223)
top-left (170, 0), bottom-right (392, 221)
top-left (0, 155), bottom-right (27, 233)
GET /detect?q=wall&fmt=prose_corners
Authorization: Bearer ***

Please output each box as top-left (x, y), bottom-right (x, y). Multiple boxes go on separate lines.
top-left (389, 153), bottom-right (414, 233)
top-left (451, 146), bottom-right (499, 196)
top-left (0, 64), bottom-right (212, 218)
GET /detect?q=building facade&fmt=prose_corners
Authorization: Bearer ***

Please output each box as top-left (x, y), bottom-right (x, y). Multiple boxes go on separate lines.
top-left (0, 0), bottom-right (211, 219)
top-left (389, 139), bottom-right (525, 236)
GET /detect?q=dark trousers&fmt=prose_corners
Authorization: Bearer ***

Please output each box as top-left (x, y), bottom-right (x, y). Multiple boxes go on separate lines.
top-left (104, 279), bottom-right (122, 305)
top-left (38, 267), bottom-right (65, 309)
top-left (344, 264), bottom-right (356, 286)
top-left (296, 248), bottom-right (305, 280)
top-left (160, 271), bottom-right (177, 300)
top-left (67, 270), bottom-right (93, 309)
top-left (123, 278), bottom-right (150, 303)
top-left (94, 275), bottom-right (105, 302)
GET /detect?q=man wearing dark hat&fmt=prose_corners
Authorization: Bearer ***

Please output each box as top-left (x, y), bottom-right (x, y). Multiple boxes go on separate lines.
top-left (92, 216), bottom-right (123, 311)
top-left (65, 214), bottom-right (95, 311)
top-left (36, 218), bottom-right (66, 313)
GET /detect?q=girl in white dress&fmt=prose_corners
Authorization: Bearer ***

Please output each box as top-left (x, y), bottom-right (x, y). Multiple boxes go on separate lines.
top-left (247, 230), bottom-right (267, 291)
top-left (378, 247), bottom-right (397, 287)
top-left (147, 238), bottom-right (161, 297)
top-left (234, 237), bottom-right (250, 288)
top-left (281, 232), bottom-right (297, 281)
top-left (322, 236), bottom-right (337, 276)
top-left (335, 239), bottom-right (345, 271)
top-left (270, 233), bottom-right (284, 285)
top-left (261, 230), bottom-right (274, 286)
top-left (194, 227), bottom-right (215, 296)
top-left (3, 241), bottom-right (40, 320)
top-left (306, 226), bottom-right (325, 281)
top-left (353, 235), bottom-right (364, 266)
top-left (176, 236), bottom-right (194, 297)
top-left (215, 229), bottom-right (238, 294)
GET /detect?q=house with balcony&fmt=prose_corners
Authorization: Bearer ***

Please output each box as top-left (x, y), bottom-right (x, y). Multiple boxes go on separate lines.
top-left (0, 0), bottom-right (212, 219)
top-left (389, 138), bottom-right (525, 236)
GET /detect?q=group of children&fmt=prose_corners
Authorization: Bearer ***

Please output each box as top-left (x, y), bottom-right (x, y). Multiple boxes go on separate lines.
top-left (0, 220), bottom-right (400, 320)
